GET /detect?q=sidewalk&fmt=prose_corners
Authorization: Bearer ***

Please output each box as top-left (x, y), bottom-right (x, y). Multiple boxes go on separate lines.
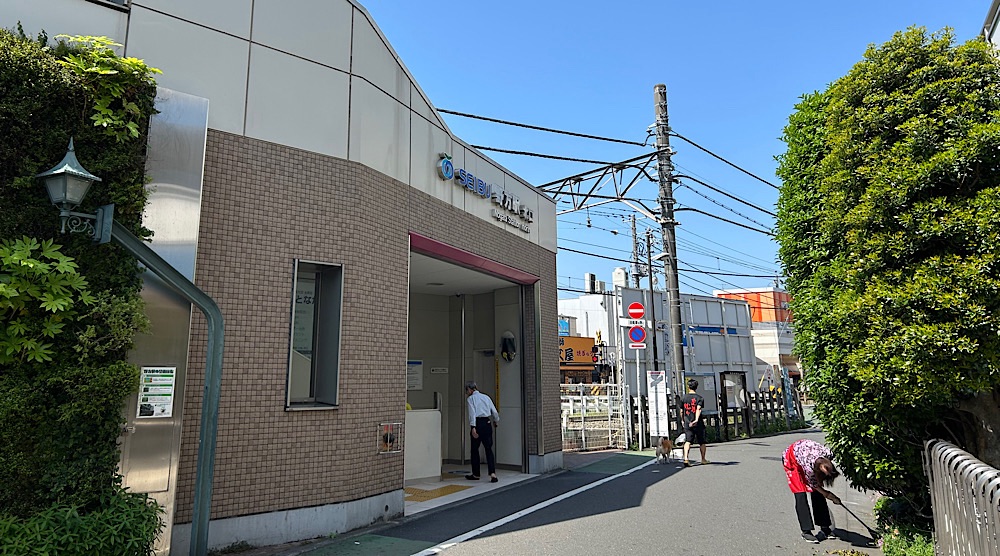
top-left (216, 449), bottom-right (630, 556)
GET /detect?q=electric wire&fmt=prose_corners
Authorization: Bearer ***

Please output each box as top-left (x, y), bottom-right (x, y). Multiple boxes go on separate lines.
top-left (677, 240), bottom-right (779, 273)
top-left (678, 228), bottom-right (780, 267)
top-left (669, 131), bottom-right (781, 190)
top-left (470, 146), bottom-right (615, 165)
top-left (677, 184), bottom-right (773, 230)
top-left (559, 247), bottom-right (777, 279)
top-left (438, 108), bottom-right (648, 146)
top-left (675, 174), bottom-right (776, 217)
top-left (561, 237), bottom-right (632, 254)
top-left (676, 206), bottom-right (776, 236)
top-left (433, 110), bottom-right (786, 288)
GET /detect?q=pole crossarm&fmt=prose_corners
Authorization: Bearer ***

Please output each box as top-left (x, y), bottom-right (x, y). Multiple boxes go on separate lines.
top-left (542, 152), bottom-right (660, 216)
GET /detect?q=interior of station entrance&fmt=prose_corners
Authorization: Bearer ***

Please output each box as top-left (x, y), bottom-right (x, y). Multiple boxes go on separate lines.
top-left (406, 252), bottom-right (525, 479)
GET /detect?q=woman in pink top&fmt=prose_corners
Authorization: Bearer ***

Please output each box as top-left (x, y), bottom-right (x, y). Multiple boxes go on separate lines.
top-left (782, 439), bottom-right (843, 543)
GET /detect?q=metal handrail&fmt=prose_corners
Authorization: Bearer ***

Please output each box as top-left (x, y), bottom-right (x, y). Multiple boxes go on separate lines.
top-left (925, 439), bottom-right (1000, 556)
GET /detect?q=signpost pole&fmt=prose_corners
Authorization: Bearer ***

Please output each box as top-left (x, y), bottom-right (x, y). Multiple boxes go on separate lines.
top-left (636, 352), bottom-right (643, 450)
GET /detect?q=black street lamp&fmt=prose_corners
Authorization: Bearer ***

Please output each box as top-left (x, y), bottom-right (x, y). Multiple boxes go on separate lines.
top-left (35, 138), bottom-right (114, 242)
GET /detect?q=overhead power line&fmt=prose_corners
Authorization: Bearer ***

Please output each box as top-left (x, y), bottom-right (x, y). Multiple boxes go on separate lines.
top-left (470, 145), bottom-right (614, 165)
top-left (676, 206), bottom-right (775, 236)
top-left (675, 174), bottom-right (776, 217)
top-left (678, 184), bottom-right (772, 230)
top-left (560, 246), bottom-right (632, 264)
top-left (438, 107), bottom-right (780, 193)
top-left (670, 132), bottom-right (781, 190)
top-left (559, 247), bottom-right (776, 279)
top-left (678, 228), bottom-right (779, 268)
top-left (677, 264), bottom-right (775, 279)
top-left (439, 108), bottom-right (648, 146)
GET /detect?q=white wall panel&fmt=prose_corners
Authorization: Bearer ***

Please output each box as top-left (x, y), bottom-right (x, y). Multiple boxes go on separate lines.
top-left (350, 8), bottom-right (410, 103)
top-left (460, 153), bottom-right (506, 234)
top-left (5, 0), bottom-right (127, 44)
top-left (246, 45), bottom-right (349, 158)
top-left (128, 7), bottom-right (250, 134)
top-left (503, 175), bottom-right (539, 244)
top-left (448, 144), bottom-right (469, 213)
top-left (133, 0), bottom-right (252, 38)
top-left (411, 90), bottom-right (442, 129)
top-left (410, 115), bottom-right (458, 206)
top-left (251, 0), bottom-right (352, 72)
top-left (535, 196), bottom-right (558, 253)
top-left (348, 77), bottom-right (409, 184)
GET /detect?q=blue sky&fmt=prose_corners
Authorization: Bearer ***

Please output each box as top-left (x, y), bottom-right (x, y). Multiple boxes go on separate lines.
top-left (363, 1), bottom-right (990, 298)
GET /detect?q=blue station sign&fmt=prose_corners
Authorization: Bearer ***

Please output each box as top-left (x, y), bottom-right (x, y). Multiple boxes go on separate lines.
top-left (438, 153), bottom-right (534, 233)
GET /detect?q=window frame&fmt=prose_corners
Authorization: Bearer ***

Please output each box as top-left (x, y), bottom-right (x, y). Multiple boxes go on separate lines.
top-left (286, 259), bottom-right (344, 410)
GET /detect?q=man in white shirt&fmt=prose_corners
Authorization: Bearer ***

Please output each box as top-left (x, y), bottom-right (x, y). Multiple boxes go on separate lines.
top-left (465, 381), bottom-right (500, 483)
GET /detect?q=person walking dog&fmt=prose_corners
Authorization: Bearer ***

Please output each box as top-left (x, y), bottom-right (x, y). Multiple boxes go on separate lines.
top-left (782, 438), bottom-right (843, 543)
top-left (680, 379), bottom-right (709, 466)
top-left (465, 381), bottom-right (500, 483)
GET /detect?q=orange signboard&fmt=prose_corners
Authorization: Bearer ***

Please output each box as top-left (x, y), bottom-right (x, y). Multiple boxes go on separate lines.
top-left (559, 336), bottom-right (595, 366)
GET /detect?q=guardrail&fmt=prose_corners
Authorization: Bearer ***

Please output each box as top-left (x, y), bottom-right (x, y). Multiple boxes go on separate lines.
top-left (924, 439), bottom-right (1000, 556)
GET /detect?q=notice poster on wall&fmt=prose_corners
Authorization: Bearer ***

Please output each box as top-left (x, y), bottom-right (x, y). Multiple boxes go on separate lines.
top-left (137, 366), bottom-right (176, 418)
top-left (406, 360), bottom-right (423, 391)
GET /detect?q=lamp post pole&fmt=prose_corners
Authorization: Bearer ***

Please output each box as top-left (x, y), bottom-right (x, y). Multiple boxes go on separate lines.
top-left (109, 222), bottom-right (224, 556)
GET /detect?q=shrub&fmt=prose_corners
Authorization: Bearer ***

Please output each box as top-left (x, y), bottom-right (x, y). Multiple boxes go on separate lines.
top-left (0, 488), bottom-right (163, 556)
top-left (873, 496), bottom-right (934, 556)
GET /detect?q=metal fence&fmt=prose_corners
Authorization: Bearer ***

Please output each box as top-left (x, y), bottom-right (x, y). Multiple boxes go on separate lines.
top-left (924, 439), bottom-right (1000, 556)
top-left (560, 384), bottom-right (627, 451)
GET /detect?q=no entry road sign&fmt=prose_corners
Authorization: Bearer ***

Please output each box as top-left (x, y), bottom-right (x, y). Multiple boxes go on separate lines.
top-left (627, 302), bottom-right (645, 319)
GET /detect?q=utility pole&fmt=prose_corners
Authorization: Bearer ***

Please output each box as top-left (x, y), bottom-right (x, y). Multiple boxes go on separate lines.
top-left (654, 84), bottom-right (685, 398)
top-left (630, 214), bottom-right (641, 288)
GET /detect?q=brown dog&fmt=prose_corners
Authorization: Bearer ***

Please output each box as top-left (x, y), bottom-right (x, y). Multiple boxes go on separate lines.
top-left (655, 436), bottom-right (675, 464)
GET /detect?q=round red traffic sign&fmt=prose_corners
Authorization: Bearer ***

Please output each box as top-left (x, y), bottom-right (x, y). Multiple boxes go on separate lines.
top-left (628, 326), bottom-right (647, 343)
top-left (627, 302), bottom-right (645, 319)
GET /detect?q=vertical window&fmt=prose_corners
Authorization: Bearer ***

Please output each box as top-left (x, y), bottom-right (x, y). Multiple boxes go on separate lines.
top-left (288, 260), bottom-right (343, 408)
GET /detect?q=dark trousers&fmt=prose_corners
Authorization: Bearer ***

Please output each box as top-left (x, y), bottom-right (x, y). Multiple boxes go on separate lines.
top-left (471, 417), bottom-right (495, 476)
top-left (794, 491), bottom-right (831, 532)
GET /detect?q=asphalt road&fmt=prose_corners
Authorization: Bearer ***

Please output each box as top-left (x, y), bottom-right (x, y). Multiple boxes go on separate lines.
top-left (286, 429), bottom-right (881, 556)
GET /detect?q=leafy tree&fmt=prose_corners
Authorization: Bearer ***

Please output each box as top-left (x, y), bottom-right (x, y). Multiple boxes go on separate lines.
top-left (776, 27), bottom-right (1000, 515)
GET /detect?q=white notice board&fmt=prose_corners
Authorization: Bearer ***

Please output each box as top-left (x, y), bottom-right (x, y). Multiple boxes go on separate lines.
top-left (646, 370), bottom-right (670, 436)
top-left (406, 360), bottom-right (424, 391)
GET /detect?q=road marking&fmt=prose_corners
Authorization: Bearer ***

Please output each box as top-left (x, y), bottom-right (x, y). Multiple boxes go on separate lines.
top-left (411, 458), bottom-right (656, 555)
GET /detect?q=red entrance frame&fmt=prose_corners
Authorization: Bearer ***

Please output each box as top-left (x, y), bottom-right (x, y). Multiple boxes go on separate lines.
top-left (408, 232), bottom-right (539, 285)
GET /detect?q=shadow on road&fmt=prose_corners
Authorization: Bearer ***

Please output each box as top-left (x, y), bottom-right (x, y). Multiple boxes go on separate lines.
top-left (833, 528), bottom-right (879, 549)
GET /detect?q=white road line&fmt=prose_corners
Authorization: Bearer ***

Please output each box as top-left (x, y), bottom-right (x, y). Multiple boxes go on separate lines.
top-left (411, 458), bottom-right (657, 555)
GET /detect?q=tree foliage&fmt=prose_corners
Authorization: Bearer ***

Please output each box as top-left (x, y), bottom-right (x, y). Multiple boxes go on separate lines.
top-left (0, 237), bottom-right (95, 364)
top-left (776, 27), bottom-right (1000, 512)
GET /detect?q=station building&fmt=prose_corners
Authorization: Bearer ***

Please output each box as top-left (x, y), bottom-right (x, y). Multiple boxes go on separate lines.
top-left (7, 0), bottom-right (562, 552)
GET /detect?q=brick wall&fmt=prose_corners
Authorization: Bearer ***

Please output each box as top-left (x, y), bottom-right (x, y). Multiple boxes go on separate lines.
top-left (174, 131), bottom-right (558, 522)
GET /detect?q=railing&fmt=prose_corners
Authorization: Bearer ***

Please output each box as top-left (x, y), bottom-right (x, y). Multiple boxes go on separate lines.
top-left (560, 384), bottom-right (627, 451)
top-left (924, 439), bottom-right (1000, 556)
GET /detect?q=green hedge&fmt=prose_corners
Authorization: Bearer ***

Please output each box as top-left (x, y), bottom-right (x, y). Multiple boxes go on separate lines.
top-left (0, 24), bottom-right (162, 553)
top-left (0, 489), bottom-right (163, 556)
